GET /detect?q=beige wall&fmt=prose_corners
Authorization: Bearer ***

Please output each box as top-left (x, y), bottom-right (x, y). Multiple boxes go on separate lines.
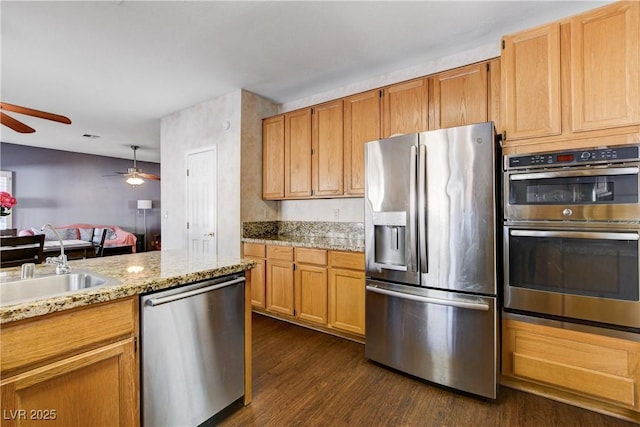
top-left (279, 43), bottom-right (498, 113)
top-left (160, 90), bottom-right (242, 256)
top-left (279, 198), bottom-right (364, 222)
top-left (241, 91), bottom-right (279, 222)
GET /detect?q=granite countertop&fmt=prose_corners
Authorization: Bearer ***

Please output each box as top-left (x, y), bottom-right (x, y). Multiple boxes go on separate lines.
top-left (0, 250), bottom-right (256, 324)
top-left (241, 235), bottom-right (364, 252)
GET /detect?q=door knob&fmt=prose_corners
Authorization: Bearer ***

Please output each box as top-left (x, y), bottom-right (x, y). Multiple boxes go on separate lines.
top-left (205, 232), bottom-right (215, 237)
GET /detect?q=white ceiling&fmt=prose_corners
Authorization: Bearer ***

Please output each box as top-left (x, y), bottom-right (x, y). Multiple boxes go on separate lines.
top-left (1, 1), bottom-right (609, 163)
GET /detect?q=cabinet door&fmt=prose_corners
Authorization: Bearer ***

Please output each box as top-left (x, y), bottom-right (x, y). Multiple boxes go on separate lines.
top-left (570, 1), bottom-right (640, 131)
top-left (1, 339), bottom-right (138, 427)
top-left (488, 58), bottom-right (502, 132)
top-left (312, 100), bottom-right (344, 197)
top-left (430, 62), bottom-right (488, 129)
top-left (382, 78), bottom-right (428, 138)
top-left (344, 89), bottom-right (381, 196)
top-left (285, 108), bottom-right (312, 198)
top-left (502, 23), bottom-right (561, 140)
top-left (328, 268), bottom-right (365, 335)
top-left (266, 260), bottom-right (295, 316)
top-left (248, 257), bottom-right (266, 308)
top-left (262, 115), bottom-right (285, 199)
top-left (295, 264), bottom-right (328, 325)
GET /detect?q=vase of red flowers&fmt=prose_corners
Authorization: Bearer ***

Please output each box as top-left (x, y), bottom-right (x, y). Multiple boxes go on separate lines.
top-left (0, 191), bottom-right (17, 216)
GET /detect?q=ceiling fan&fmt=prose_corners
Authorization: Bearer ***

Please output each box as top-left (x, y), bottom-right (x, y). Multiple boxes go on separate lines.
top-left (117, 145), bottom-right (160, 185)
top-left (0, 102), bottom-right (72, 133)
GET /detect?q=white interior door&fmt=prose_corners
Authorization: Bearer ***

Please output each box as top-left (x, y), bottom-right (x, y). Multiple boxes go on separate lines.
top-left (187, 148), bottom-right (217, 256)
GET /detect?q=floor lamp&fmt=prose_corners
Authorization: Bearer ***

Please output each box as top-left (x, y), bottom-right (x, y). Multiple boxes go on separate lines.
top-left (137, 199), bottom-right (152, 251)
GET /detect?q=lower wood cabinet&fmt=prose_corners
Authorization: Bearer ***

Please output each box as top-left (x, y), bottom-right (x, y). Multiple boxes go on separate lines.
top-left (266, 246), bottom-right (295, 316)
top-left (0, 297), bottom-right (139, 426)
top-left (502, 318), bottom-right (640, 423)
top-left (328, 251), bottom-right (366, 335)
top-left (243, 243), bottom-right (267, 308)
top-left (294, 248), bottom-right (328, 325)
top-left (245, 242), bottom-right (365, 340)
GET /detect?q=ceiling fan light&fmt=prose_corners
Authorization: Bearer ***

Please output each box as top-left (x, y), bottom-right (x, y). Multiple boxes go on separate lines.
top-left (126, 176), bottom-right (144, 185)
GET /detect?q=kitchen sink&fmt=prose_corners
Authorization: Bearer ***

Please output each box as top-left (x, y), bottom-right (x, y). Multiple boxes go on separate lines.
top-left (0, 271), bottom-right (120, 306)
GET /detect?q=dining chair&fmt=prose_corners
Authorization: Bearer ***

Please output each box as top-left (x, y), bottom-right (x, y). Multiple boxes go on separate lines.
top-left (93, 228), bottom-right (108, 257)
top-left (0, 228), bottom-right (17, 237)
top-left (0, 234), bottom-right (45, 267)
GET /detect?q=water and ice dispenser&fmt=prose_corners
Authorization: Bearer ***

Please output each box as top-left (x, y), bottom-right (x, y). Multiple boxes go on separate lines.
top-left (372, 211), bottom-right (407, 270)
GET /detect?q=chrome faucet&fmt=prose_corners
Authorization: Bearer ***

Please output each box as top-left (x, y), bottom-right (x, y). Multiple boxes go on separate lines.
top-left (42, 223), bottom-right (71, 274)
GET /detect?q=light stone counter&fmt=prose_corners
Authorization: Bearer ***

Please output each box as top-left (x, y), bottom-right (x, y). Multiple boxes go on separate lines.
top-left (241, 235), bottom-right (364, 252)
top-left (0, 250), bottom-right (256, 324)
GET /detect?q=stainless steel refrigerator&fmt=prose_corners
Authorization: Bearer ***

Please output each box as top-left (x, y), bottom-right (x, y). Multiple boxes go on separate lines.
top-left (364, 122), bottom-right (498, 399)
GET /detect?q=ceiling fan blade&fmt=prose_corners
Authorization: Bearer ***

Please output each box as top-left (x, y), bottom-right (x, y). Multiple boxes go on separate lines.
top-left (138, 172), bottom-right (160, 181)
top-left (0, 112), bottom-right (35, 133)
top-left (0, 102), bottom-right (72, 124)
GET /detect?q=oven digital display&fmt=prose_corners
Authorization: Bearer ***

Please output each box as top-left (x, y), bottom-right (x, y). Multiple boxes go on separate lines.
top-left (556, 154), bottom-right (574, 162)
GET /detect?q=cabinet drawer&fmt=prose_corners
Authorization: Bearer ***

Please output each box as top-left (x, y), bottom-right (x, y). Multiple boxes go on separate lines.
top-left (503, 319), bottom-right (640, 411)
top-left (1, 297), bottom-right (137, 375)
top-left (295, 248), bottom-right (327, 266)
top-left (330, 251), bottom-right (364, 270)
top-left (267, 245), bottom-right (294, 262)
top-left (513, 352), bottom-right (635, 407)
top-left (244, 243), bottom-right (265, 258)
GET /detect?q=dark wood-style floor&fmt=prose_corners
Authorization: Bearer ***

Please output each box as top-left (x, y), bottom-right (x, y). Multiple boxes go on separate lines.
top-left (217, 313), bottom-right (636, 427)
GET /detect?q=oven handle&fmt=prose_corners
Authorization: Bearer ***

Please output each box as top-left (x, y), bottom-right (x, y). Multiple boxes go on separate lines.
top-left (510, 229), bottom-right (639, 241)
top-left (510, 166), bottom-right (639, 181)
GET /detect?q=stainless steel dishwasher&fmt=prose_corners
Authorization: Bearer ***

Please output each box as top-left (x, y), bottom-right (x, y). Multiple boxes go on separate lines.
top-left (140, 274), bottom-right (245, 427)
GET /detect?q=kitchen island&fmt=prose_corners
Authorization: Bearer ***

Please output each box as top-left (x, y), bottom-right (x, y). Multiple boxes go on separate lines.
top-left (0, 250), bottom-right (255, 323)
top-left (0, 250), bottom-right (255, 427)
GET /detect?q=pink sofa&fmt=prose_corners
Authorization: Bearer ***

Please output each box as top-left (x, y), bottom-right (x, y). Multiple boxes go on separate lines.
top-left (19, 223), bottom-right (137, 253)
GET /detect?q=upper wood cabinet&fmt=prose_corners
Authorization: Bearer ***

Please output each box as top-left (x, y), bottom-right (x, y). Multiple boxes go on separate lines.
top-left (488, 58), bottom-right (502, 132)
top-left (312, 100), bottom-right (344, 197)
top-left (382, 78), bottom-right (428, 138)
top-left (343, 89), bottom-right (381, 196)
top-left (262, 115), bottom-right (285, 199)
top-left (285, 108), bottom-right (313, 198)
top-left (570, 1), bottom-right (639, 132)
top-left (502, 23), bottom-right (562, 140)
top-left (501, 1), bottom-right (640, 151)
top-left (262, 61), bottom-right (497, 200)
top-left (429, 62), bottom-right (489, 129)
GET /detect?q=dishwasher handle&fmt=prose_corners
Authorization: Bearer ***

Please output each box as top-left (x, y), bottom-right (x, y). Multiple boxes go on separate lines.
top-left (145, 277), bottom-right (246, 307)
top-left (366, 285), bottom-right (489, 311)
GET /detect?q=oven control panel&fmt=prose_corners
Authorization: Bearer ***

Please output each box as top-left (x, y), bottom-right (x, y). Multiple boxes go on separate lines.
top-left (507, 145), bottom-right (639, 169)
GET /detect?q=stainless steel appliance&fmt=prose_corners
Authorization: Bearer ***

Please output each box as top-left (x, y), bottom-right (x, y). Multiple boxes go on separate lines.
top-left (364, 122), bottom-right (498, 399)
top-left (504, 145), bottom-right (640, 331)
top-left (504, 145), bottom-right (640, 222)
top-left (140, 274), bottom-right (246, 427)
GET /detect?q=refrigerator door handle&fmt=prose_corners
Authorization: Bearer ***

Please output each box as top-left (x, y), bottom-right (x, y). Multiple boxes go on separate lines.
top-left (408, 145), bottom-right (418, 272)
top-left (418, 143), bottom-right (427, 273)
top-left (366, 285), bottom-right (490, 311)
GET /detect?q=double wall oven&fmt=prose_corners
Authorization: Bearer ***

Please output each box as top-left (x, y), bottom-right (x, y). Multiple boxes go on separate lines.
top-left (503, 145), bottom-right (640, 332)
